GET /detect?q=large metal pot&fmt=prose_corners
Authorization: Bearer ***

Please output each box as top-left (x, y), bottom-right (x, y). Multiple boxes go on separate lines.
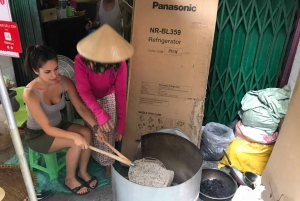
top-left (112, 133), bottom-right (203, 201)
top-left (154, 127), bottom-right (191, 141)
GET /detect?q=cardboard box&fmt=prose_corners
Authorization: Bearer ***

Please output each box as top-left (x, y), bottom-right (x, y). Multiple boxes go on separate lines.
top-left (261, 72), bottom-right (300, 200)
top-left (40, 8), bottom-right (57, 23)
top-left (123, 0), bottom-right (219, 160)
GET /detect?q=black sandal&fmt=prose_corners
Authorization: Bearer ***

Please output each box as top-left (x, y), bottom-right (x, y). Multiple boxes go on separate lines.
top-left (79, 176), bottom-right (98, 189)
top-left (64, 183), bottom-right (90, 195)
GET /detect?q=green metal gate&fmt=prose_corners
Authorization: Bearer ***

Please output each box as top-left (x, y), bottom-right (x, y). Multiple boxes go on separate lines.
top-left (9, 0), bottom-right (43, 86)
top-left (204, 0), bottom-right (300, 125)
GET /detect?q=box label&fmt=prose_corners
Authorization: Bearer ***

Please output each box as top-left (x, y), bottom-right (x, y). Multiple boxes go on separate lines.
top-left (152, 1), bottom-right (197, 12)
top-left (136, 110), bottom-right (186, 140)
top-left (141, 81), bottom-right (191, 99)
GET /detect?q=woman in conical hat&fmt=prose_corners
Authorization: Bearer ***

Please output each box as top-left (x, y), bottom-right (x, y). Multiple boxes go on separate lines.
top-left (75, 24), bottom-right (134, 177)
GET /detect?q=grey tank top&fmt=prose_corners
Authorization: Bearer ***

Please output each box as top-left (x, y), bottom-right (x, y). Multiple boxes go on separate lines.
top-left (25, 76), bottom-right (66, 130)
top-left (99, 0), bottom-right (123, 35)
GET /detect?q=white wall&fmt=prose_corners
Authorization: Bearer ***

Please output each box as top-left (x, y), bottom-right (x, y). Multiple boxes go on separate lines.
top-left (288, 40), bottom-right (300, 94)
top-left (0, 56), bottom-right (16, 83)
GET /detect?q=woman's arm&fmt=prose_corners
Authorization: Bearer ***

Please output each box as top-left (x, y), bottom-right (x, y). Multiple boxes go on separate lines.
top-left (64, 76), bottom-right (107, 142)
top-left (86, 2), bottom-right (100, 30)
top-left (92, 2), bottom-right (101, 27)
top-left (65, 77), bottom-right (97, 125)
top-left (23, 89), bottom-right (89, 148)
top-left (74, 55), bottom-right (111, 126)
top-left (114, 62), bottom-right (127, 135)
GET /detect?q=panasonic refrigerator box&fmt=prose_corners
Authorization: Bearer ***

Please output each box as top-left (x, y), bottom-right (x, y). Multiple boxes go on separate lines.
top-left (123, 0), bottom-right (219, 160)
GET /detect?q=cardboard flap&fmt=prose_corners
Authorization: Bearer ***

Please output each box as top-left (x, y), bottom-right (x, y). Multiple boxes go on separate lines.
top-left (262, 72), bottom-right (300, 200)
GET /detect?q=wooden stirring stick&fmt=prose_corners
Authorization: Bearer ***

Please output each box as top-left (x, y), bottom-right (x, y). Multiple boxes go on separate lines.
top-left (89, 145), bottom-right (135, 167)
top-left (89, 146), bottom-right (132, 166)
top-left (103, 141), bottom-right (132, 163)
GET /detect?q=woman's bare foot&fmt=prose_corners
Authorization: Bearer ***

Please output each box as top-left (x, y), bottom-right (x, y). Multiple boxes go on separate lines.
top-left (105, 166), bottom-right (111, 178)
top-left (65, 178), bottom-right (89, 194)
top-left (78, 171), bottom-right (98, 188)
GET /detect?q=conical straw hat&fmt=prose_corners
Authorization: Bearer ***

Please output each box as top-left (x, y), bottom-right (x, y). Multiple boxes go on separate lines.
top-left (77, 24), bottom-right (134, 63)
top-left (0, 187), bottom-right (5, 201)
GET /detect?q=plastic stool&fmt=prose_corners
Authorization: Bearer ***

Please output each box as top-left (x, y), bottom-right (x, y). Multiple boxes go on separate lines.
top-left (28, 148), bottom-right (67, 180)
top-left (4, 87), bottom-right (28, 127)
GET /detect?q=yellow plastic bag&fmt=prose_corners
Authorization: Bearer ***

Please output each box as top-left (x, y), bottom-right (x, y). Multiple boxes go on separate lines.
top-left (218, 139), bottom-right (274, 175)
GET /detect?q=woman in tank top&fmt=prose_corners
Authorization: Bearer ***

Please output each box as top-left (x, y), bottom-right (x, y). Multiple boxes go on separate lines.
top-left (85, 0), bottom-right (132, 36)
top-left (23, 45), bottom-right (107, 196)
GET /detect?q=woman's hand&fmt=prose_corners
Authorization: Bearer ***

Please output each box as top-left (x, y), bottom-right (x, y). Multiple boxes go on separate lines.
top-left (96, 129), bottom-right (108, 143)
top-left (100, 119), bottom-right (114, 133)
top-left (115, 132), bottom-right (122, 142)
top-left (73, 134), bottom-right (89, 149)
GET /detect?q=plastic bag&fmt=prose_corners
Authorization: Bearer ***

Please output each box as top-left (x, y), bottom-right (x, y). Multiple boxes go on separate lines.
top-left (235, 120), bottom-right (278, 144)
top-left (218, 139), bottom-right (274, 175)
top-left (238, 86), bottom-right (290, 134)
top-left (200, 122), bottom-right (235, 161)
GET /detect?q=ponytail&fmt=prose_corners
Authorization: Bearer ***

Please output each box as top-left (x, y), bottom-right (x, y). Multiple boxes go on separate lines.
top-left (23, 46), bottom-right (35, 75)
top-left (23, 45), bottom-right (57, 75)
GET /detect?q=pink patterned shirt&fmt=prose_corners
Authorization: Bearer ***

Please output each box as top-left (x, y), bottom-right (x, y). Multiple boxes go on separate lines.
top-left (74, 54), bottom-right (127, 135)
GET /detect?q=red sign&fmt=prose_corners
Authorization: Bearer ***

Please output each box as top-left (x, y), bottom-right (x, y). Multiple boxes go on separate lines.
top-left (0, 21), bottom-right (22, 53)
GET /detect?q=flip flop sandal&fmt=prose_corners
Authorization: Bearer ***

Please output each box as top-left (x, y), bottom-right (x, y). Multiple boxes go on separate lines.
top-left (79, 176), bottom-right (98, 189)
top-left (64, 183), bottom-right (90, 196)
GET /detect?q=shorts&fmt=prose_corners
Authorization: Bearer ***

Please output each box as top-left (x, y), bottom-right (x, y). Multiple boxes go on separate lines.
top-left (25, 121), bottom-right (73, 154)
